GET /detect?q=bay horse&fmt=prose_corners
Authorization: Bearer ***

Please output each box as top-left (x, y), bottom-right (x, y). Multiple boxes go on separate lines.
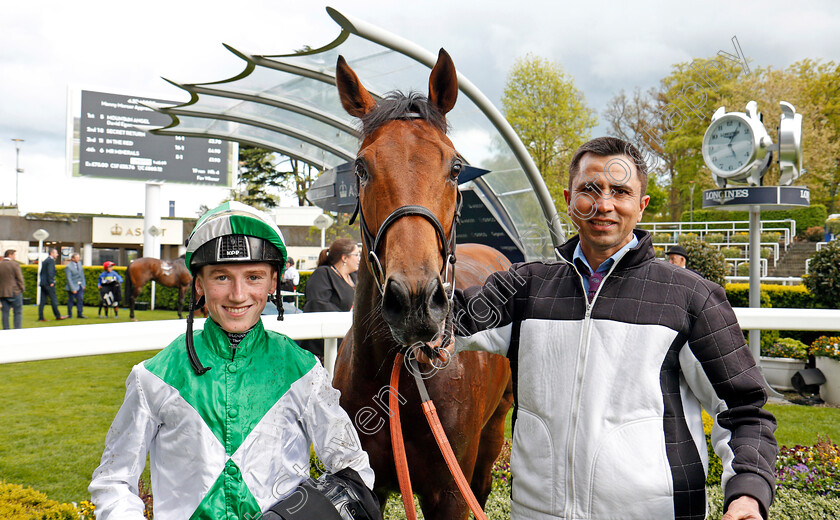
top-left (332, 50), bottom-right (513, 519)
top-left (125, 256), bottom-right (192, 320)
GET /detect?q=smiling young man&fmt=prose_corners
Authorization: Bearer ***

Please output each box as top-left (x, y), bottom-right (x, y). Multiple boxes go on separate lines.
top-left (90, 201), bottom-right (379, 520)
top-left (446, 137), bottom-right (777, 520)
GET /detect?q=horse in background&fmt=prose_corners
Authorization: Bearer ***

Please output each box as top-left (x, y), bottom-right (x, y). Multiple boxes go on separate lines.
top-left (125, 256), bottom-right (192, 320)
top-left (332, 50), bottom-right (513, 519)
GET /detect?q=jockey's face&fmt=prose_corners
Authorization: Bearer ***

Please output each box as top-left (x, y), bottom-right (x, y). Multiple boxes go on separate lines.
top-left (196, 262), bottom-right (276, 333)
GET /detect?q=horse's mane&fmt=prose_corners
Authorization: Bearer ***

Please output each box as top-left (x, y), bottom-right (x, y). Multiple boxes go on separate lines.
top-left (360, 90), bottom-right (448, 139)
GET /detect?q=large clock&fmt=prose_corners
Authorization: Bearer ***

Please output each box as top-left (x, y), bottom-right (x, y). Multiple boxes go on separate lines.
top-left (701, 101), bottom-right (772, 188)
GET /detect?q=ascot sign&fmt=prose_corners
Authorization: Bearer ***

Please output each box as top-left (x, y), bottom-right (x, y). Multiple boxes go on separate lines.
top-left (92, 217), bottom-right (184, 245)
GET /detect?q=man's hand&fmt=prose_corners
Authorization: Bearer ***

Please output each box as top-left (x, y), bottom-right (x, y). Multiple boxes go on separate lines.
top-left (413, 336), bottom-right (455, 365)
top-left (722, 496), bottom-right (763, 520)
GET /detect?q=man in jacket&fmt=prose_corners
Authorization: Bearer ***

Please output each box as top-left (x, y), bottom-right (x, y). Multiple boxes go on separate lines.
top-left (65, 253), bottom-right (87, 318)
top-left (445, 137), bottom-right (776, 520)
top-left (38, 248), bottom-right (65, 321)
top-left (0, 249), bottom-right (25, 329)
top-left (90, 202), bottom-right (378, 520)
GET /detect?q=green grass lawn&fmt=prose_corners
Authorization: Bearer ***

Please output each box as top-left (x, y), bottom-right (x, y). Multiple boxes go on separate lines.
top-left (766, 402), bottom-right (840, 446)
top-left (12, 304), bottom-right (182, 328)
top-left (0, 351), bottom-right (159, 503)
top-left (0, 344), bottom-right (837, 507)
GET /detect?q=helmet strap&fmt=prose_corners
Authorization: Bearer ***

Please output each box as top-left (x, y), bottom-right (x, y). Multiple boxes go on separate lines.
top-left (275, 283), bottom-right (284, 321)
top-left (187, 277), bottom-right (211, 375)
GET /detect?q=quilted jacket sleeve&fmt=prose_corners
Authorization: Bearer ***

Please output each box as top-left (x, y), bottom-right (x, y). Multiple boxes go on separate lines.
top-left (451, 264), bottom-right (527, 357)
top-left (679, 283), bottom-right (777, 519)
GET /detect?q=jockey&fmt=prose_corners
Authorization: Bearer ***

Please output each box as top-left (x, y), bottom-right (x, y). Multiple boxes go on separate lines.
top-left (97, 261), bottom-right (123, 317)
top-left (90, 201), bottom-right (379, 520)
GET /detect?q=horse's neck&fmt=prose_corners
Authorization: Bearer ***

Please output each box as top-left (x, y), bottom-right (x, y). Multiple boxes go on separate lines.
top-left (351, 266), bottom-right (397, 381)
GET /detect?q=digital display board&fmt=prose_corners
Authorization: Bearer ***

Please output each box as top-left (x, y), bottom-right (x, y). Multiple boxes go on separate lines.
top-left (72, 90), bottom-right (234, 185)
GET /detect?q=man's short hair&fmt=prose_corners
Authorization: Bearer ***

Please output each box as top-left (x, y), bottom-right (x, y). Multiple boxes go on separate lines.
top-left (286, 257), bottom-right (295, 266)
top-left (568, 137), bottom-right (648, 196)
top-left (3, 249), bottom-right (14, 258)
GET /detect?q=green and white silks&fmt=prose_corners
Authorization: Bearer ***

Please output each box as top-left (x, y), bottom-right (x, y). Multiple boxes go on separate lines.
top-left (90, 319), bottom-right (373, 520)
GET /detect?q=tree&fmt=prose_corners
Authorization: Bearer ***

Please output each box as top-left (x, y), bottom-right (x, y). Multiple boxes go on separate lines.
top-left (275, 156), bottom-right (320, 207)
top-left (683, 239), bottom-right (727, 287)
top-left (605, 58), bottom-right (840, 220)
top-left (604, 58), bottom-right (746, 220)
top-left (804, 241), bottom-right (840, 309)
top-left (234, 146), bottom-right (284, 209)
top-left (502, 54), bottom-right (597, 213)
top-left (233, 146), bottom-right (322, 209)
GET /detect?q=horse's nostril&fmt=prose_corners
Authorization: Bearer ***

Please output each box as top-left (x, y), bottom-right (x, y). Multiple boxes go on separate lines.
top-left (426, 278), bottom-right (449, 320)
top-left (382, 278), bottom-right (409, 324)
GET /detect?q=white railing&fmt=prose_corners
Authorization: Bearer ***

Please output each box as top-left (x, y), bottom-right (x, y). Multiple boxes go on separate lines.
top-left (639, 219), bottom-right (795, 248)
top-left (0, 312), bottom-right (353, 377)
top-left (726, 258), bottom-right (768, 277)
top-left (725, 276), bottom-right (803, 286)
top-left (3, 309), bottom-right (839, 367)
top-left (733, 308), bottom-right (840, 331)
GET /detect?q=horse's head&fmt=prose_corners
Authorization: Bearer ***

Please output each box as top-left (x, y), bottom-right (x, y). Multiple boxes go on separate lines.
top-left (337, 49), bottom-right (461, 347)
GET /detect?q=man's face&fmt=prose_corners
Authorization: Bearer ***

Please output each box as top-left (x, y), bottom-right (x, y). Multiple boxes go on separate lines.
top-left (72, 254), bottom-right (80, 263)
top-left (667, 254), bottom-right (687, 268)
top-left (50, 250), bottom-right (58, 259)
top-left (195, 262), bottom-right (277, 333)
top-left (564, 153), bottom-right (650, 259)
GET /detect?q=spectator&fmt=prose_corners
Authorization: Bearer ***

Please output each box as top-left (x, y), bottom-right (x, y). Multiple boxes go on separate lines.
top-left (38, 248), bottom-right (66, 321)
top-left (667, 245), bottom-right (705, 278)
top-left (0, 249), bottom-right (25, 329)
top-left (280, 257), bottom-right (300, 303)
top-left (666, 245), bottom-right (688, 268)
top-left (65, 253), bottom-right (87, 318)
top-left (98, 261), bottom-right (123, 318)
top-left (300, 238), bottom-right (360, 356)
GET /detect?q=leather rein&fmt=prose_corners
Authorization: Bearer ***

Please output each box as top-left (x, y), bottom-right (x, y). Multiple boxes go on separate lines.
top-left (347, 116), bottom-right (488, 519)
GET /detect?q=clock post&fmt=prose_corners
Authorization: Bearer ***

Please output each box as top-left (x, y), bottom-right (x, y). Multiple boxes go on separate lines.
top-left (701, 101), bottom-right (806, 394)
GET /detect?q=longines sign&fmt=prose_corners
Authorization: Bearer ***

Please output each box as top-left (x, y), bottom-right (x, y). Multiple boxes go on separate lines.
top-left (92, 217), bottom-right (183, 245)
top-left (702, 186), bottom-right (810, 210)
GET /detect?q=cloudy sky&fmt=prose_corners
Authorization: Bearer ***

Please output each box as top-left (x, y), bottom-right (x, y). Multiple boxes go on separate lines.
top-left (1, 0), bottom-right (838, 217)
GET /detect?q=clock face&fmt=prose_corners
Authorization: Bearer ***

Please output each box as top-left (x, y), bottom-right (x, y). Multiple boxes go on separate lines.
top-left (704, 117), bottom-right (755, 174)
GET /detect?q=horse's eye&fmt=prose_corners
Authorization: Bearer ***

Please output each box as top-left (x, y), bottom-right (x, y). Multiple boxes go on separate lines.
top-left (451, 160), bottom-right (463, 179)
top-left (355, 160), bottom-right (368, 181)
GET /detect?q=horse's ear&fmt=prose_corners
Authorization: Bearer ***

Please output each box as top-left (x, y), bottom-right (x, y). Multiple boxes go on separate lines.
top-left (336, 55), bottom-right (377, 118)
top-left (428, 49), bottom-right (458, 115)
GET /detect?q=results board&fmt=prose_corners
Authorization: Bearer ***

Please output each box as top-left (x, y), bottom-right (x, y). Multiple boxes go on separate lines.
top-left (75, 90), bottom-right (233, 185)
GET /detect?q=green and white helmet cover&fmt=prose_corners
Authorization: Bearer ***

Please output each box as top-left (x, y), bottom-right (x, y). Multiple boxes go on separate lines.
top-left (186, 201), bottom-right (287, 276)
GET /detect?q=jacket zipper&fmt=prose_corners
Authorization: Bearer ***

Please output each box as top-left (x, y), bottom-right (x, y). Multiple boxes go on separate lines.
top-left (558, 254), bottom-right (621, 518)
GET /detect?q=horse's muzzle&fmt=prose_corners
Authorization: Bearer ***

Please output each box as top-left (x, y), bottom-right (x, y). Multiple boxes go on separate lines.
top-left (381, 275), bottom-right (449, 346)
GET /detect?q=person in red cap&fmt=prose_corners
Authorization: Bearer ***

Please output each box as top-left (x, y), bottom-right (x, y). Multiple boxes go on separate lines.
top-left (97, 261), bottom-right (123, 318)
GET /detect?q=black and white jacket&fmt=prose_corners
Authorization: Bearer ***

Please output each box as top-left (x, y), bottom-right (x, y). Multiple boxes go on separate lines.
top-left (453, 230), bottom-right (777, 520)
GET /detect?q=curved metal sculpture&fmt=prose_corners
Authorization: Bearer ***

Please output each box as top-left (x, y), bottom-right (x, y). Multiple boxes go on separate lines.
top-left (149, 6), bottom-right (563, 256)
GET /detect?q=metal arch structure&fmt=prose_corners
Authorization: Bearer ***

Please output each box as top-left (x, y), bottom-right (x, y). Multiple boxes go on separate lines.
top-left (149, 6), bottom-right (563, 258)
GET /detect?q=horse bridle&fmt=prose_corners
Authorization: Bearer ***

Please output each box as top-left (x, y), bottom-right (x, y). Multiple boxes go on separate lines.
top-left (348, 116), bottom-right (463, 304)
top-left (349, 190), bottom-right (462, 297)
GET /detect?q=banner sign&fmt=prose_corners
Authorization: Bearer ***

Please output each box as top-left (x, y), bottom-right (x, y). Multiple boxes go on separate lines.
top-left (702, 186), bottom-right (810, 210)
top-left (92, 217), bottom-right (184, 245)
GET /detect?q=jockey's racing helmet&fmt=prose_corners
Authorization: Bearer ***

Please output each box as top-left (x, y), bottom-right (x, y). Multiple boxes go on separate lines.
top-left (183, 201), bottom-right (288, 375)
